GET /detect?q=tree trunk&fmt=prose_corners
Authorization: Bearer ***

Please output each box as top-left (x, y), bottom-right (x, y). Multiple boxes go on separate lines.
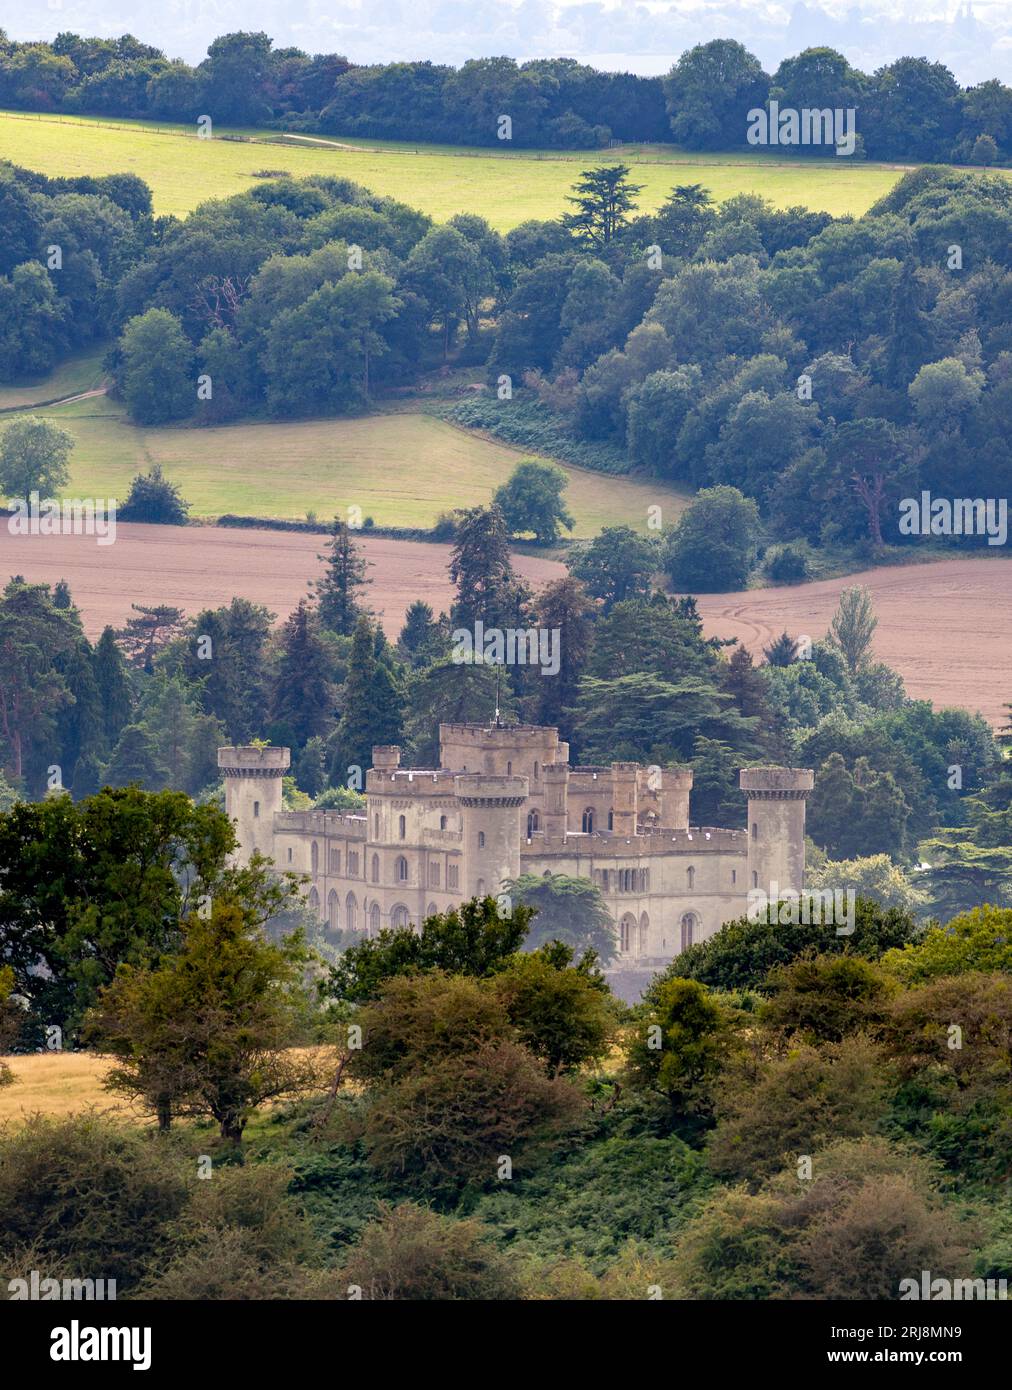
top-left (156, 1093), bottom-right (172, 1132)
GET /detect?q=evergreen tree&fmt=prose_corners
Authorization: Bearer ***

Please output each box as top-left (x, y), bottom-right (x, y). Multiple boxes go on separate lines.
top-left (54, 640), bottom-right (103, 788)
top-left (530, 576), bottom-right (594, 736)
top-left (449, 504), bottom-right (530, 631)
top-left (104, 725), bottom-right (171, 790)
top-left (329, 616), bottom-right (404, 783)
top-left (52, 579), bottom-right (73, 610)
top-left (117, 604), bottom-right (184, 672)
top-left (763, 632), bottom-right (799, 667)
top-left (269, 600), bottom-right (336, 751)
top-left (311, 518), bottom-right (372, 637)
top-left (177, 598), bottom-right (272, 744)
top-left (93, 626), bottom-right (133, 751)
top-left (562, 165), bottom-right (643, 246)
top-left (397, 600), bottom-right (444, 669)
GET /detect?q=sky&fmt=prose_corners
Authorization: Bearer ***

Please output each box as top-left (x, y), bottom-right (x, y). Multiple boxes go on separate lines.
top-left (4, 0), bottom-right (1012, 84)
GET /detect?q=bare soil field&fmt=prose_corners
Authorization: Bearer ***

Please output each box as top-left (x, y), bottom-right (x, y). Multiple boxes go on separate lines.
top-left (693, 558), bottom-right (1012, 727)
top-left (0, 522), bottom-right (565, 639)
top-left (3, 526), bottom-right (1008, 724)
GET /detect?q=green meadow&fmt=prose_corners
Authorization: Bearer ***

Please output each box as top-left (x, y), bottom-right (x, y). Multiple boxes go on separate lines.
top-left (7, 388), bottom-right (688, 535)
top-left (0, 108), bottom-right (932, 227)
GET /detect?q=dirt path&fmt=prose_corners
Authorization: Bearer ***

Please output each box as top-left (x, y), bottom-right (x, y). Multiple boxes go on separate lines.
top-left (694, 558), bottom-right (1012, 727)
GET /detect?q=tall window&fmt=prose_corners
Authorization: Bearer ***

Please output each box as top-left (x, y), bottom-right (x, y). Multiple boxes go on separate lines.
top-left (582, 808), bottom-right (594, 833)
top-left (391, 905), bottom-right (410, 929)
top-left (311, 841), bottom-right (319, 874)
top-left (253, 800), bottom-right (260, 819)
top-left (686, 866), bottom-right (695, 890)
top-left (396, 856), bottom-right (408, 882)
top-left (440, 814), bottom-right (447, 830)
top-left (527, 811), bottom-right (539, 837)
top-left (328, 890), bottom-right (338, 933)
top-left (399, 815), bottom-right (406, 840)
top-left (478, 831), bottom-right (485, 848)
top-left (371, 854), bottom-right (380, 884)
top-left (346, 893), bottom-right (358, 931)
top-left (680, 913), bottom-right (697, 952)
top-left (369, 902), bottom-right (380, 935)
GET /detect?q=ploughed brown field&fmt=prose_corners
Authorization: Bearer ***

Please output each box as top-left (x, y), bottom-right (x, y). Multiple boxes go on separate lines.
top-left (2, 523), bottom-right (1009, 726)
top-left (693, 558), bottom-right (1012, 728)
top-left (0, 521), bottom-right (565, 640)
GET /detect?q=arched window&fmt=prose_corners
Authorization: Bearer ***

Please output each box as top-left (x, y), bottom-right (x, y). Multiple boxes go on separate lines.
top-left (686, 865), bottom-right (695, 890)
top-left (752, 870), bottom-right (759, 888)
top-left (328, 890), bottom-right (339, 933)
top-left (680, 912), bottom-right (698, 952)
top-left (476, 878), bottom-right (485, 897)
top-left (507, 760), bottom-right (512, 775)
top-left (374, 813), bottom-right (380, 836)
top-left (427, 902), bottom-right (437, 919)
top-left (751, 822), bottom-right (758, 840)
top-left (439, 814), bottom-right (447, 830)
top-left (311, 841), bottom-right (319, 874)
top-left (582, 808), bottom-right (594, 833)
top-left (391, 904), bottom-right (410, 929)
top-left (478, 831), bottom-right (485, 848)
top-left (527, 811), bottom-right (539, 837)
top-left (346, 893), bottom-right (358, 932)
top-left (371, 853), bottom-right (380, 883)
top-left (399, 814), bottom-right (406, 840)
top-left (253, 800), bottom-right (260, 819)
top-left (608, 809), bottom-right (614, 830)
top-left (396, 856), bottom-right (408, 882)
top-left (533, 761), bottom-right (539, 780)
top-left (369, 902), bottom-right (381, 935)
top-left (639, 913), bottom-right (649, 954)
top-left (308, 887), bottom-right (320, 917)
top-left (619, 914), bottom-right (635, 954)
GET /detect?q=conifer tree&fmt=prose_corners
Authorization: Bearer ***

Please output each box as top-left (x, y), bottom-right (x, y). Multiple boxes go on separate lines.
top-left (311, 518), bottom-right (372, 637)
top-left (93, 627), bottom-right (133, 751)
top-left (329, 615), bottom-right (403, 783)
top-left (269, 599), bottom-right (336, 750)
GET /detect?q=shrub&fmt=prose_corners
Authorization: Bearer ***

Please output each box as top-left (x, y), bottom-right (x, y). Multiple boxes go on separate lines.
top-left (334, 1203), bottom-right (522, 1300)
top-left (118, 464), bottom-right (190, 524)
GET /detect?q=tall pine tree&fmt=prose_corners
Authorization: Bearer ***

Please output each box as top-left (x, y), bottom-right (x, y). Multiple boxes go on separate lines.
top-left (269, 600), bottom-right (336, 750)
top-left (311, 519), bottom-right (372, 637)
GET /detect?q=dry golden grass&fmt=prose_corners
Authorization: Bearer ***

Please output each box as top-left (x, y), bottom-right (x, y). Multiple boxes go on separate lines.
top-left (0, 1048), bottom-right (337, 1129)
top-left (0, 1053), bottom-right (135, 1126)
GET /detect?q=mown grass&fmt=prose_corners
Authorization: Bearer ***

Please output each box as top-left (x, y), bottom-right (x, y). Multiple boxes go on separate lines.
top-left (0, 107), bottom-right (943, 226)
top-left (0, 343), bottom-right (107, 411)
top-left (6, 390), bottom-right (688, 535)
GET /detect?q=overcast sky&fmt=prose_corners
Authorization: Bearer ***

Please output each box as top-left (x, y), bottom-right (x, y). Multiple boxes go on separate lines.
top-left (5, 1), bottom-right (1011, 83)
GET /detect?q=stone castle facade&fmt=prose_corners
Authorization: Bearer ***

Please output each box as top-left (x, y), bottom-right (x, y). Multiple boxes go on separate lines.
top-left (219, 724), bottom-right (814, 968)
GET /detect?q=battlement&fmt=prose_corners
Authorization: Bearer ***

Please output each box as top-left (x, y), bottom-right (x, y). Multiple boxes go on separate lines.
top-left (739, 767), bottom-right (814, 798)
top-left (453, 774), bottom-right (529, 807)
top-left (274, 810), bottom-right (367, 838)
top-left (218, 745), bottom-right (290, 777)
top-left (534, 827), bottom-right (747, 856)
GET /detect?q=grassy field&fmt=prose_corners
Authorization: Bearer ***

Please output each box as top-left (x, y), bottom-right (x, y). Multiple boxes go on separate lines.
top-left (0, 1052), bottom-right (134, 1124)
top-left (12, 390), bottom-right (687, 534)
top-left (0, 107), bottom-right (937, 227)
top-left (0, 344), bottom-right (107, 411)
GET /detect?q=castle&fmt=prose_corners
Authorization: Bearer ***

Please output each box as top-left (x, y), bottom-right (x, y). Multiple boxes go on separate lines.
top-left (218, 724), bottom-right (814, 968)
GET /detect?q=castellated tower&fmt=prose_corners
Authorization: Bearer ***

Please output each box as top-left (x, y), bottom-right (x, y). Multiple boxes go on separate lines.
top-left (218, 746), bottom-right (290, 865)
top-left (455, 773), bottom-right (527, 899)
top-left (740, 767), bottom-right (814, 896)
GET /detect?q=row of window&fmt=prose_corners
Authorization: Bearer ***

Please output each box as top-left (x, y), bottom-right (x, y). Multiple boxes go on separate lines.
top-left (617, 912), bottom-right (699, 955)
top-left (307, 890), bottom-right (446, 936)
